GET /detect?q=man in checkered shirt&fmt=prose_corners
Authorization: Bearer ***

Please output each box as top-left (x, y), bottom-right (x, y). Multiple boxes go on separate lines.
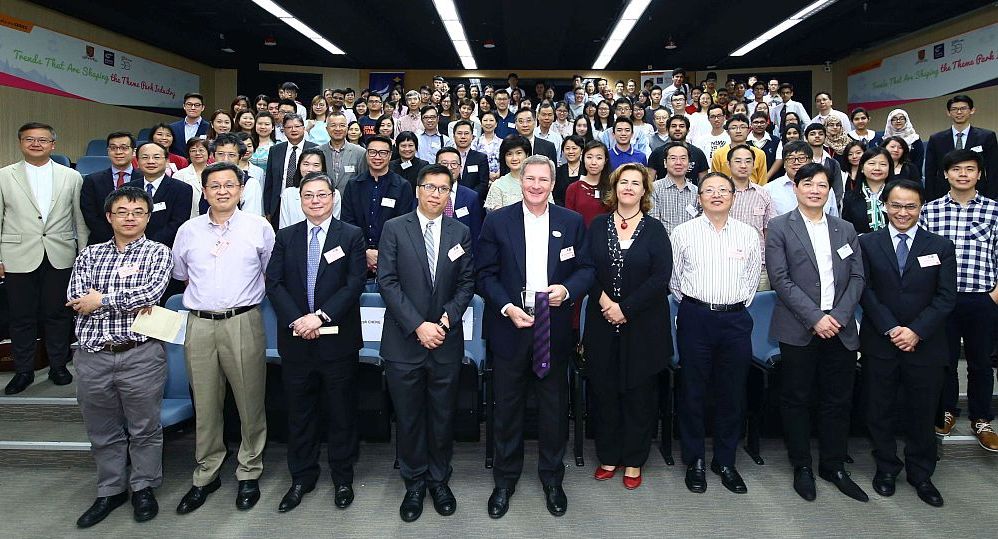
top-left (919, 149), bottom-right (998, 452)
top-left (67, 186), bottom-right (174, 528)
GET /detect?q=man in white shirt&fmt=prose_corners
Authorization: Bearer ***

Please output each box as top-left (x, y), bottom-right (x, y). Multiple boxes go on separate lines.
top-left (813, 92), bottom-right (852, 132)
top-left (771, 83), bottom-right (811, 133)
top-left (693, 105), bottom-right (731, 162)
top-left (765, 141), bottom-right (838, 216)
top-left (534, 103), bottom-right (563, 163)
top-left (661, 68), bottom-right (691, 107)
top-left (765, 79), bottom-right (783, 108)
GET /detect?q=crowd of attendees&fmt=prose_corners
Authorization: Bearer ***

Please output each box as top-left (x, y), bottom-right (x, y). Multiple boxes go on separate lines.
top-left (1, 69), bottom-right (997, 528)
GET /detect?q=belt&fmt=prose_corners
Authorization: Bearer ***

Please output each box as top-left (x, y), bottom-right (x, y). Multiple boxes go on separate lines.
top-left (101, 340), bottom-right (141, 353)
top-left (190, 305), bottom-right (258, 320)
top-left (683, 296), bottom-right (745, 312)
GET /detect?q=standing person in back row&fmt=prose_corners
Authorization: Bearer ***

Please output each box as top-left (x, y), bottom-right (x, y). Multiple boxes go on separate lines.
top-left (924, 95), bottom-right (998, 201)
top-left (1, 122), bottom-right (89, 395)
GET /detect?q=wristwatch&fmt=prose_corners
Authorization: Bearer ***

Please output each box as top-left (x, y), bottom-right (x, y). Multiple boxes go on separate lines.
top-left (314, 309), bottom-right (331, 323)
top-left (437, 321), bottom-right (450, 333)
top-left (100, 295), bottom-right (110, 308)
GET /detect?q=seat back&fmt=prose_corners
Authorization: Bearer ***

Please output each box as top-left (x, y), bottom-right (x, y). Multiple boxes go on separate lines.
top-left (75, 156), bottom-right (111, 177)
top-left (360, 293), bottom-right (385, 362)
top-left (260, 298), bottom-right (280, 363)
top-left (668, 295), bottom-right (681, 365)
top-left (85, 139), bottom-right (106, 156)
top-left (50, 154), bottom-right (71, 167)
top-left (163, 294), bottom-right (191, 400)
top-left (137, 128), bottom-right (152, 141)
top-left (464, 294), bottom-right (486, 369)
top-left (746, 291), bottom-right (780, 366)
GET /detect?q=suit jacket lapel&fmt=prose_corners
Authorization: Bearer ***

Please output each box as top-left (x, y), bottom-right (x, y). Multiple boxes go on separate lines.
top-left (508, 203), bottom-right (527, 284)
top-left (434, 218), bottom-right (458, 291)
top-left (316, 219), bottom-right (343, 282)
top-left (787, 211), bottom-right (819, 272)
top-left (547, 206), bottom-right (564, 283)
top-left (12, 162), bottom-right (42, 215)
top-left (877, 228), bottom-right (901, 277)
top-left (403, 212), bottom-right (434, 288)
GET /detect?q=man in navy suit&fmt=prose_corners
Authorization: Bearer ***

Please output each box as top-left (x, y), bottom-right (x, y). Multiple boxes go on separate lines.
top-left (476, 155), bottom-right (594, 519)
top-left (265, 172), bottom-right (367, 513)
top-left (435, 148), bottom-right (483, 251)
top-left (859, 179), bottom-right (956, 508)
top-left (127, 142), bottom-right (192, 248)
top-left (377, 164), bottom-right (475, 522)
top-left (169, 92), bottom-right (209, 158)
top-left (924, 95), bottom-right (998, 201)
top-left (450, 120), bottom-right (490, 202)
top-left (81, 132), bottom-right (142, 245)
top-left (263, 114), bottom-right (317, 227)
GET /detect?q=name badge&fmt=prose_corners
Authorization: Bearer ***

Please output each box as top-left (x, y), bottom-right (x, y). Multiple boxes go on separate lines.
top-left (836, 243), bottom-right (853, 259)
top-left (918, 254), bottom-right (941, 267)
top-left (467, 165), bottom-right (479, 173)
top-left (552, 230), bottom-right (562, 238)
top-left (448, 244), bottom-right (465, 261)
top-left (507, 122), bottom-right (516, 129)
top-left (430, 141), bottom-right (441, 149)
top-left (153, 202), bottom-right (166, 212)
top-left (344, 165), bottom-right (356, 173)
top-left (618, 239), bottom-right (633, 249)
top-left (381, 197), bottom-right (396, 208)
top-left (593, 190), bottom-right (600, 199)
top-left (210, 239), bottom-right (229, 257)
top-left (971, 145), bottom-right (983, 153)
top-left (324, 246), bottom-right (344, 264)
top-left (685, 203), bottom-right (698, 217)
top-left (728, 247), bottom-right (746, 260)
top-left (753, 206), bottom-right (766, 216)
top-left (400, 161), bottom-right (412, 170)
top-left (117, 264), bottom-right (139, 278)
top-left (455, 206), bottom-right (469, 218)
top-left (560, 246), bottom-right (575, 261)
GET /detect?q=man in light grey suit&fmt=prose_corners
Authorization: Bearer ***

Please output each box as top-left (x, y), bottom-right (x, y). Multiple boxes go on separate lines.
top-left (765, 162), bottom-right (866, 503)
top-left (319, 112), bottom-right (369, 199)
top-left (0, 122), bottom-right (89, 394)
top-left (377, 163), bottom-right (475, 523)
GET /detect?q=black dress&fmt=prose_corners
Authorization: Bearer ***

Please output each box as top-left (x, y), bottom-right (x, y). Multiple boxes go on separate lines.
top-left (554, 163), bottom-right (581, 207)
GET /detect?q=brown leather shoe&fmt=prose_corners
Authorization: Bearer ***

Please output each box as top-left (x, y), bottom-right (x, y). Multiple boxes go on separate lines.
top-left (972, 420), bottom-right (998, 452)
top-left (935, 411), bottom-right (955, 436)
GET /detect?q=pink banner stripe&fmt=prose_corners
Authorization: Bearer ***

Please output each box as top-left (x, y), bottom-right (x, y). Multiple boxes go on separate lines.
top-left (0, 72), bottom-right (92, 101)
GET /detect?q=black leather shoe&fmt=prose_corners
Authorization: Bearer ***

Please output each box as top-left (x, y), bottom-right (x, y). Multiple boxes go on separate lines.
top-left (487, 487), bottom-right (513, 519)
top-left (685, 458), bottom-right (707, 493)
top-left (278, 483), bottom-right (314, 513)
top-left (543, 485), bottom-right (567, 517)
top-left (334, 484), bottom-right (354, 509)
top-left (131, 487), bottom-right (158, 522)
top-left (4, 372), bottom-right (34, 395)
top-left (76, 491), bottom-right (128, 528)
top-left (711, 461), bottom-right (747, 494)
top-left (793, 466), bottom-right (816, 501)
top-left (909, 479), bottom-right (944, 507)
top-left (819, 469), bottom-right (869, 502)
top-left (48, 366), bottom-right (72, 386)
top-left (399, 488), bottom-right (425, 522)
top-left (872, 471), bottom-right (896, 497)
top-left (236, 479), bottom-right (260, 510)
top-left (176, 477), bottom-right (221, 514)
top-left (429, 484), bottom-right (456, 516)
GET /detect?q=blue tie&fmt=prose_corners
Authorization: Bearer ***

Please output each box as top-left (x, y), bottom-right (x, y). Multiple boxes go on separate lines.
top-left (896, 233), bottom-right (909, 275)
top-left (307, 226), bottom-right (321, 311)
top-left (145, 182), bottom-right (154, 199)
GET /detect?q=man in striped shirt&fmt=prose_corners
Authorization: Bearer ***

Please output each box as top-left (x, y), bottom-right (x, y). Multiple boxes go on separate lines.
top-left (727, 145), bottom-right (776, 290)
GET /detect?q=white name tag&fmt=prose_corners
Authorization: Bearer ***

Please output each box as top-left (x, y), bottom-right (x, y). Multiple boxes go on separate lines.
top-left (430, 141), bottom-right (441, 149)
top-left (455, 206), bottom-right (469, 218)
top-left (344, 165), bottom-right (356, 173)
top-left (837, 243), bottom-right (854, 259)
top-left (560, 246), bottom-right (575, 261)
top-left (448, 244), bottom-right (465, 261)
top-left (324, 246), bottom-right (344, 264)
top-left (593, 190), bottom-right (600, 199)
top-left (400, 161), bottom-right (412, 170)
top-left (153, 202), bottom-right (166, 212)
top-left (619, 239), bottom-right (633, 249)
top-left (971, 145), bottom-right (983, 153)
top-left (467, 165), bottom-right (479, 173)
top-left (685, 203), bottom-right (698, 217)
top-left (918, 254), bottom-right (941, 267)
top-left (117, 264), bottom-right (139, 278)
top-left (381, 197), bottom-right (396, 208)
top-left (507, 122), bottom-right (516, 129)
top-left (728, 247), bottom-right (746, 260)
top-left (552, 230), bottom-right (562, 238)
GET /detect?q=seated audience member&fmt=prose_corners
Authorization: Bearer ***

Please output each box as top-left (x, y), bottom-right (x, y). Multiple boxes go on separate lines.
top-left (82, 132), bottom-right (141, 245)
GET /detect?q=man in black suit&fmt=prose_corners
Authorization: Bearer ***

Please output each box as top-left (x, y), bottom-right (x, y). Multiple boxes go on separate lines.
top-left (81, 132), bottom-right (141, 245)
top-left (924, 94), bottom-right (998, 201)
top-left (513, 109), bottom-right (558, 164)
top-left (263, 114), bottom-right (316, 227)
top-left (859, 179), bottom-right (956, 508)
top-left (377, 164), bottom-right (475, 522)
top-left (127, 142), bottom-right (192, 248)
top-left (451, 120), bottom-right (490, 202)
top-left (435, 148), bottom-right (484, 252)
top-left (476, 155), bottom-right (594, 519)
top-left (265, 172), bottom-right (367, 513)
top-left (169, 92), bottom-right (209, 157)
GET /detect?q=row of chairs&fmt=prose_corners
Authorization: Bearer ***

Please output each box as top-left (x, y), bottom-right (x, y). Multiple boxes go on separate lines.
top-left (84, 129), bottom-right (152, 156)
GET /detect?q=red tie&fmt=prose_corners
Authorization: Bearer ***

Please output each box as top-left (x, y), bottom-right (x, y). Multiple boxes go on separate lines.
top-left (444, 197), bottom-right (454, 218)
top-left (116, 171), bottom-right (126, 188)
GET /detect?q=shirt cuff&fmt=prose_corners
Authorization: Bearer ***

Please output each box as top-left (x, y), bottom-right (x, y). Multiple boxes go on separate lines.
top-left (500, 303), bottom-right (513, 317)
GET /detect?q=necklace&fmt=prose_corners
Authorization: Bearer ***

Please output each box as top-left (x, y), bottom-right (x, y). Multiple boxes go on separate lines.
top-left (616, 208), bottom-right (640, 229)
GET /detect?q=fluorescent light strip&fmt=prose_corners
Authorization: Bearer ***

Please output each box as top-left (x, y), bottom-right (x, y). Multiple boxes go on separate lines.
top-left (591, 0), bottom-right (652, 70)
top-left (432, 0), bottom-right (477, 70)
top-left (251, 0), bottom-right (345, 55)
top-left (729, 0), bottom-right (837, 56)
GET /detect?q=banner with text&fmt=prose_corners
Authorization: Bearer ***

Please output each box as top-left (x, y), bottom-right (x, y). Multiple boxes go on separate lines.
top-left (0, 13), bottom-right (199, 108)
top-left (847, 23), bottom-right (997, 111)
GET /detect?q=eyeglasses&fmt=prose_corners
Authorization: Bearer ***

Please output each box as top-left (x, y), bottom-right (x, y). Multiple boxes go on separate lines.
top-left (213, 152), bottom-right (241, 160)
top-left (21, 137), bottom-right (54, 145)
top-left (206, 183), bottom-right (240, 192)
top-left (786, 155), bottom-right (810, 164)
top-left (708, 114), bottom-right (725, 119)
top-left (438, 161), bottom-right (461, 168)
top-left (701, 188), bottom-right (732, 197)
top-left (421, 115), bottom-right (438, 120)
top-left (183, 102), bottom-right (204, 108)
top-left (107, 145), bottom-right (132, 152)
top-left (111, 209), bottom-right (148, 218)
top-left (419, 184), bottom-right (452, 195)
top-left (302, 192), bottom-right (333, 201)
top-left (948, 106), bottom-right (970, 113)
top-left (886, 202), bottom-right (919, 212)
top-left (366, 149), bottom-right (391, 158)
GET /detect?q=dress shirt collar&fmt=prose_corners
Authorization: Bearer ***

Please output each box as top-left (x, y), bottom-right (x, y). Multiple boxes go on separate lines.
top-left (306, 215), bottom-right (332, 235)
top-left (25, 159), bottom-right (53, 172)
top-left (952, 125), bottom-right (970, 136)
top-left (942, 191), bottom-right (982, 207)
top-left (522, 202), bottom-right (550, 220)
top-left (144, 175), bottom-right (165, 191)
top-left (798, 208), bottom-right (827, 226)
top-left (416, 208), bottom-right (442, 230)
top-left (888, 222), bottom-right (917, 242)
top-left (185, 116), bottom-right (202, 127)
top-left (735, 181), bottom-right (758, 192)
top-left (208, 208), bottom-right (242, 228)
top-left (750, 132), bottom-right (772, 144)
top-left (111, 234), bottom-right (148, 253)
top-left (696, 213), bottom-right (730, 232)
top-left (663, 176), bottom-right (692, 190)
top-left (112, 164), bottom-right (133, 175)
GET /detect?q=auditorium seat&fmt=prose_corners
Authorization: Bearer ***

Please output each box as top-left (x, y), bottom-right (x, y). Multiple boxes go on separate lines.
top-left (162, 294), bottom-right (194, 428)
top-left (84, 139), bottom-right (106, 156)
top-left (137, 127), bottom-right (151, 141)
top-left (261, 298), bottom-right (281, 364)
top-left (358, 293), bottom-right (391, 442)
top-left (744, 290), bottom-right (780, 464)
top-left (50, 154), bottom-right (71, 167)
top-left (75, 156), bottom-right (110, 177)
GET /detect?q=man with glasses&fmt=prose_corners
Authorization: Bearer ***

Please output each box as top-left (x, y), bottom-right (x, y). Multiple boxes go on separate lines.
top-left (82, 132), bottom-right (141, 245)
top-left (747, 112), bottom-right (781, 178)
top-left (764, 141), bottom-right (838, 216)
top-left (450, 121), bottom-right (489, 203)
top-left (264, 113), bottom-right (317, 227)
top-left (319, 112), bottom-right (368, 200)
top-left (172, 162), bottom-right (275, 515)
top-left (647, 115), bottom-right (709, 183)
top-left (924, 94), bottom-right (998, 200)
top-left (169, 92), bottom-right (208, 157)
top-left (69, 186), bottom-right (174, 528)
top-left (727, 145), bottom-right (776, 290)
top-left (710, 114), bottom-right (769, 184)
top-left (417, 106), bottom-right (452, 163)
top-left (650, 142), bottom-right (700, 235)
top-left (359, 93), bottom-right (384, 143)
top-left (397, 90), bottom-right (423, 135)
top-left (211, 133), bottom-right (263, 216)
top-left (126, 142), bottom-right (193, 249)
top-left (693, 105), bottom-right (731, 162)
top-left (436, 147), bottom-right (483, 250)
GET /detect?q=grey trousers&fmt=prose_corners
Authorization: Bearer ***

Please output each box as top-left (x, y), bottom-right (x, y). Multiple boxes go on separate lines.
top-left (76, 341), bottom-right (167, 497)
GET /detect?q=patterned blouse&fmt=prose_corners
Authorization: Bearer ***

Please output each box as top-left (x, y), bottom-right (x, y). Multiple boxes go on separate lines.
top-left (606, 214), bottom-right (647, 332)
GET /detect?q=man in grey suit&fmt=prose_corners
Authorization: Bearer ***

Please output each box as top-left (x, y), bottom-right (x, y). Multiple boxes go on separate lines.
top-left (0, 122), bottom-right (89, 394)
top-left (319, 112), bottom-right (368, 199)
top-left (765, 162), bottom-right (867, 503)
top-left (377, 163), bottom-right (475, 522)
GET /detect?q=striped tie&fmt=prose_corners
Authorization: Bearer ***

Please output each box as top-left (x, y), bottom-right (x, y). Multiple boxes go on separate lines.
top-left (532, 291), bottom-right (551, 378)
top-left (424, 221), bottom-right (436, 285)
top-left (306, 226), bottom-right (320, 311)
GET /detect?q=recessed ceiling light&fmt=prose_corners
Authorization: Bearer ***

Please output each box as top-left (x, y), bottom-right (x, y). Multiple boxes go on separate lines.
top-left (592, 0), bottom-right (652, 69)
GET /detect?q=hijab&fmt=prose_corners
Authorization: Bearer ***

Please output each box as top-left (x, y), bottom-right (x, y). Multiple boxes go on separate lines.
top-left (883, 109), bottom-right (920, 147)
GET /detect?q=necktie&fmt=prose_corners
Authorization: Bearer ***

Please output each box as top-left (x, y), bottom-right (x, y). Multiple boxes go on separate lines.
top-left (424, 221), bottom-right (436, 285)
top-left (145, 182), bottom-right (154, 199)
top-left (896, 233), bottom-right (909, 275)
top-left (532, 291), bottom-right (551, 379)
top-left (285, 145), bottom-right (298, 188)
top-left (307, 226), bottom-right (321, 311)
top-left (956, 132), bottom-right (964, 150)
top-left (444, 197), bottom-right (454, 218)
top-left (116, 171), bottom-right (126, 188)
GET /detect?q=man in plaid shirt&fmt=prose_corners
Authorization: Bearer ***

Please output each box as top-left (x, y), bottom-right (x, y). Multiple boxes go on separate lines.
top-left (919, 149), bottom-right (998, 452)
top-left (67, 186), bottom-right (174, 528)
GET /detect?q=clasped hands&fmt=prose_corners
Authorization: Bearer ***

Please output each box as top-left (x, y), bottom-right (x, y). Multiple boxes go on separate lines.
top-left (600, 299), bottom-right (627, 325)
top-left (507, 285), bottom-right (569, 329)
top-left (416, 313), bottom-right (450, 349)
top-left (66, 288), bottom-right (103, 315)
top-left (888, 326), bottom-right (920, 352)
top-left (292, 313), bottom-right (324, 340)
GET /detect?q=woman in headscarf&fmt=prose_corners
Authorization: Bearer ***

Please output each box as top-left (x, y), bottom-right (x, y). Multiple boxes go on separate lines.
top-left (823, 116), bottom-right (850, 158)
top-left (883, 109), bottom-right (924, 171)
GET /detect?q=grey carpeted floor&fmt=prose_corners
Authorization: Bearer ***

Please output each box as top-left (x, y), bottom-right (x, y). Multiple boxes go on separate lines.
top-left (3, 431), bottom-right (998, 538)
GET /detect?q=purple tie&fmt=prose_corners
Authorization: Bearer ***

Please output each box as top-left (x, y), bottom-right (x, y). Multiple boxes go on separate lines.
top-left (532, 291), bottom-right (551, 379)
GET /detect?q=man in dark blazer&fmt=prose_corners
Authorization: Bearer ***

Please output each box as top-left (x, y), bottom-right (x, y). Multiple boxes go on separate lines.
top-left (858, 179), bottom-right (956, 508)
top-left (513, 109), bottom-right (558, 164)
top-left (263, 114), bottom-right (317, 226)
top-left (127, 142), bottom-right (192, 248)
top-left (265, 173), bottom-right (367, 513)
top-left (450, 120), bottom-right (490, 202)
top-left (169, 92), bottom-right (209, 157)
top-left (766, 162), bottom-right (867, 503)
top-left (81, 132), bottom-right (141, 245)
top-left (435, 148), bottom-right (484, 252)
top-left (476, 155), bottom-right (594, 519)
top-left (377, 164), bottom-right (475, 522)
top-left (924, 94), bottom-right (998, 201)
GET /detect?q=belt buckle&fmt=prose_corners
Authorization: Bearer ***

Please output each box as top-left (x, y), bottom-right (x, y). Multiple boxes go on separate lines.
top-left (708, 303), bottom-right (722, 311)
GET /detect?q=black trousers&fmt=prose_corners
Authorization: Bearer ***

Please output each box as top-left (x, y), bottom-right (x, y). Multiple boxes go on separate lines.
top-left (492, 348), bottom-right (569, 489)
top-left (282, 349), bottom-right (359, 487)
top-left (941, 292), bottom-right (996, 421)
top-left (676, 301), bottom-right (753, 467)
top-left (590, 357), bottom-right (658, 468)
top-left (780, 336), bottom-right (856, 472)
top-left (386, 357), bottom-right (460, 491)
top-left (6, 257), bottom-right (73, 374)
top-left (864, 354), bottom-right (944, 483)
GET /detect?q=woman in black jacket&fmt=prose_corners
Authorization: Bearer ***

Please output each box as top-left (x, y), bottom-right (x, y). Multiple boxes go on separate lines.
top-left (583, 163), bottom-right (673, 490)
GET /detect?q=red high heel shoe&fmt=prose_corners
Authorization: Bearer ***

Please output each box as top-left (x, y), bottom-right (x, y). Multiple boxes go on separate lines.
top-left (623, 471), bottom-right (642, 490)
top-left (594, 466), bottom-right (616, 481)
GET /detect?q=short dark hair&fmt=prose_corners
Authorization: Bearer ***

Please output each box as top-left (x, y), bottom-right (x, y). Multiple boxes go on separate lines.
top-left (135, 141), bottom-right (167, 157)
top-left (211, 132), bottom-right (246, 155)
top-left (946, 94), bottom-right (974, 110)
top-left (183, 92), bottom-right (204, 103)
top-left (395, 130), bottom-right (419, 150)
top-left (814, 91), bottom-right (831, 101)
top-left (514, 108), bottom-right (535, 120)
top-left (106, 131), bottom-right (136, 148)
top-left (561, 134), bottom-right (585, 152)
top-left (699, 171), bottom-right (735, 192)
top-left (613, 116), bottom-right (633, 129)
top-left (104, 186), bottom-right (152, 214)
top-left (750, 111), bottom-right (769, 123)
top-left (725, 114), bottom-right (750, 129)
top-left (663, 141), bottom-right (690, 159)
top-left (941, 148), bottom-right (984, 171)
top-left (17, 122), bottom-right (56, 140)
top-left (278, 98), bottom-right (297, 110)
top-left (707, 104), bottom-right (725, 116)
top-left (778, 83), bottom-right (794, 92)
top-left (667, 114), bottom-right (691, 130)
top-left (201, 161), bottom-right (242, 188)
top-left (419, 105), bottom-right (438, 117)
top-left (880, 179), bottom-right (924, 205)
top-left (493, 89), bottom-right (510, 98)
top-left (299, 172), bottom-right (333, 192)
top-left (282, 113), bottom-right (304, 127)
top-left (783, 140), bottom-right (813, 159)
top-left (498, 135), bottom-right (532, 175)
top-left (279, 82), bottom-right (299, 93)
top-left (452, 119), bottom-right (474, 133)
top-left (726, 143), bottom-right (755, 162)
top-left (435, 146), bottom-right (460, 161)
top-left (673, 68), bottom-right (687, 77)
top-left (420, 162), bottom-right (455, 186)
top-left (803, 123), bottom-right (826, 138)
top-left (612, 98), bottom-right (632, 110)
top-left (366, 135), bottom-right (393, 149)
top-left (792, 162), bottom-right (828, 185)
